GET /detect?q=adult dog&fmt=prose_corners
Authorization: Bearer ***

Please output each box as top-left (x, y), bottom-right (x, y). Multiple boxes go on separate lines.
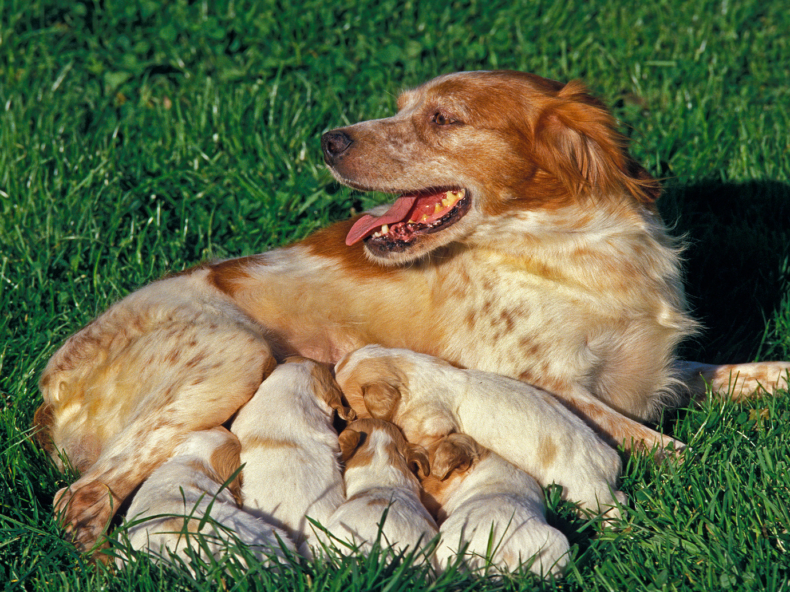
top-left (35, 70), bottom-right (790, 552)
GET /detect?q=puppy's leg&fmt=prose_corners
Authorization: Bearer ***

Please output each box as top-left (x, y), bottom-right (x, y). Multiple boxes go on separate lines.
top-left (676, 360), bottom-right (790, 401)
top-left (52, 323), bottom-right (275, 553)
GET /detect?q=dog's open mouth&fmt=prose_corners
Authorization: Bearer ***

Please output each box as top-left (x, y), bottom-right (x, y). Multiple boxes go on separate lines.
top-left (345, 188), bottom-right (471, 248)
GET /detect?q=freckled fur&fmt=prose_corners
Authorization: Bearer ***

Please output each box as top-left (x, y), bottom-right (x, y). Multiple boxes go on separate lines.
top-left (36, 70), bottom-right (790, 550)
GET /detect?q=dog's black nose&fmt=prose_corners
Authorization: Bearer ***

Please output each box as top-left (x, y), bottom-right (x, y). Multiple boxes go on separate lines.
top-left (321, 130), bottom-right (353, 164)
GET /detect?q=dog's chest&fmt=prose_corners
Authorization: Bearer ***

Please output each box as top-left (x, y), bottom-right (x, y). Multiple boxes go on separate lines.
top-left (432, 257), bottom-right (598, 389)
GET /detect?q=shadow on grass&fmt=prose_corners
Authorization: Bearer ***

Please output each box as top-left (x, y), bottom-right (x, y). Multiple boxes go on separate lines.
top-left (659, 179), bottom-right (790, 363)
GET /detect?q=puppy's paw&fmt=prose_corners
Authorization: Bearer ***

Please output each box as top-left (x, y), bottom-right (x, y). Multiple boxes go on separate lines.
top-left (54, 481), bottom-right (116, 553)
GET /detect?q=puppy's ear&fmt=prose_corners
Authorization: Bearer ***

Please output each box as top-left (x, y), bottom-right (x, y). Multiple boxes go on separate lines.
top-left (311, 362), bottom-right (357, 421)
top-left (362, 382), bottom-right (402, 421)
top-left (338, 428), bottom-right (362, 463)
top-left (209, 429), bottom-right (243, 505)
top-left (406, 444), bottom-right (431, 479)
top-left (430, 436), bottom-right (477, 480)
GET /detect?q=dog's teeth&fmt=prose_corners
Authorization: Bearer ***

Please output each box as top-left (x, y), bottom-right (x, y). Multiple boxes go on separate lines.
top-left (421, 214), bottom-right (430, 222)
top-left (408, 219), bottom-right (416, 224)
top-left (380, 224), bottom-right (389, 234)
top-left (433, 203), bottom-right (443, 214)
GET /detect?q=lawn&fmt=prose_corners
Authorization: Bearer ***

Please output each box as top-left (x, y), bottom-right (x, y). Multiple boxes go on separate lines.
top-left (1, 0), bottom-right (789, 590)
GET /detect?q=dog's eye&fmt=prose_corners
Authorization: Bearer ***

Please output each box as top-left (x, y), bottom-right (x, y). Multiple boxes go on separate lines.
top-left (431, 111), bottom-right (457, 126)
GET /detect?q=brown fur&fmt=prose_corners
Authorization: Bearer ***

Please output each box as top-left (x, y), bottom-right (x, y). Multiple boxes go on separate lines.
top-left (36, 70), bottom-right (790, 551)
top-left (340, 418), bottom-right (430, 479)
top-left (207, 432), bottom-right (243, 505)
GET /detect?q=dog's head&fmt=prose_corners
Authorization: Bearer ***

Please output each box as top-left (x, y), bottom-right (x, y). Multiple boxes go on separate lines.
top-left (322, 70), bottom-right (659, 265)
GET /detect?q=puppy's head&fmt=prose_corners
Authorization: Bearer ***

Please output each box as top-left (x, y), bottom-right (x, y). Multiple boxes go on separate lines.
top-left (322, 70), bottom-right (660, 265)
top-left (420, 433), bottom-right (486, 520)
top-left (334, 346), bottom-right (410, 422)
top-left (338, 418), bottom-right (429, 479)
top-left (284, 356), bottom-right (356, 422)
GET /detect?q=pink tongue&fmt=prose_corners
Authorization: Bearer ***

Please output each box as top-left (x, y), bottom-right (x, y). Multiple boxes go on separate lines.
top-left (345, 196), bottom-right (418, 246)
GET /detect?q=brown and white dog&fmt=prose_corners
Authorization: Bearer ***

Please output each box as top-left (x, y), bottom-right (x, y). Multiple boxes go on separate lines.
top-left (323, 419), bottom-right (438, 563)
top-left (421, 433), bottom-right (570, 577)
top-left (115, 427), bottom-right (296, 570)
top-left (334, 345), bottom-right (627, 518)
top-left (230, 357), bottom-right (354, 557)
top-left (35, 70), bottom-right (790, 552)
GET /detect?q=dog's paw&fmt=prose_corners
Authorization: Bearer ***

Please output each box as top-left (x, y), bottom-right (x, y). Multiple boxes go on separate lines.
top-left (54, 481), bottom-right (115, 553)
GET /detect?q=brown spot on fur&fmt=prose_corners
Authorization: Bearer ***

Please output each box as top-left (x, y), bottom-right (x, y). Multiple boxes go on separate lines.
top-left (537, 434), bottom-right (558, 469)
top-left (185, 352), bottom-right (208, 368)
top-left (243, 436), bottom-right (299, 450)
top-left (499, 309), bottom-right (516, 332)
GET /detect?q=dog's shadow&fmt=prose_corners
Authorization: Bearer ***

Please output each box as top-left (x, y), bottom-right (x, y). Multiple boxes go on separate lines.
top-left (660, 179), bottom-right (790, 364)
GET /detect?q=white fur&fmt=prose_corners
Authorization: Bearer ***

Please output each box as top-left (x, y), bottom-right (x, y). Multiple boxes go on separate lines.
top-left (230, 361), bottom-right (345, 556)
top-left (325, 429), bottom-right (438, 565)
top-left (434, 451), bottom-right (570, 577)
top-left (335, 345), bottom-right (626, 518)
top-left (117, 427), bottom-right (295, 570)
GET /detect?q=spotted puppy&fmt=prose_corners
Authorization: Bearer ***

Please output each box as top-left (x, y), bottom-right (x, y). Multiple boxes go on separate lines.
top-left (230, 357), bottom-right (355, 557)
top-left (117, 427), bottom-right (295, 569)
top-left (335, 345), bottom-right (626, 519)
top-left (324, 418), bottom-right (438, 564)
top-left (421, 433), bottom-right (569, 577)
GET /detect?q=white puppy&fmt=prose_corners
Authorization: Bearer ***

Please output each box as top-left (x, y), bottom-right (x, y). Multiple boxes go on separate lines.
top-left (422, 433), bottom-right (569, 577)
top-left (231, 357), bottom-right (355, 556)
top-left (117, 426), bottom-right (295, 569)
top-left (324, 418), bottom-right (438, 564)
top-left (335, 345), bottom-right (625, 519)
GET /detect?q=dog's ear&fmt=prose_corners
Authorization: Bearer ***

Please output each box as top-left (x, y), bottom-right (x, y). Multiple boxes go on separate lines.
top-left (362, 382), bottom-right (402, 421)
top-left (338, 428), bottom-right (362, 463)
top-left (406, 444), bottom-right (431, 479)
top-left (535, 81), bottom-right (661, 204)
top-left (430, 435), bottom-right (478, 480)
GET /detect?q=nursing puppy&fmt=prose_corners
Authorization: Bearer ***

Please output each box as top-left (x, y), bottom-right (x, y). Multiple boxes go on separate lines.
top-left (324, 419), bottom-right (438, 564)
top-left (422, 433), bottom-right (569, 577)
top-left (335, 345), bottom-right (627, 518)
top-left (117, 427), bottom-right (295, 569)
top-left (230, 357), bottom-right (355, 557)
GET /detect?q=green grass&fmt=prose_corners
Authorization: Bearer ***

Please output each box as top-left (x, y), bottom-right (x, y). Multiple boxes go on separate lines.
top-left (1, 0), bottom-right (789, 589)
